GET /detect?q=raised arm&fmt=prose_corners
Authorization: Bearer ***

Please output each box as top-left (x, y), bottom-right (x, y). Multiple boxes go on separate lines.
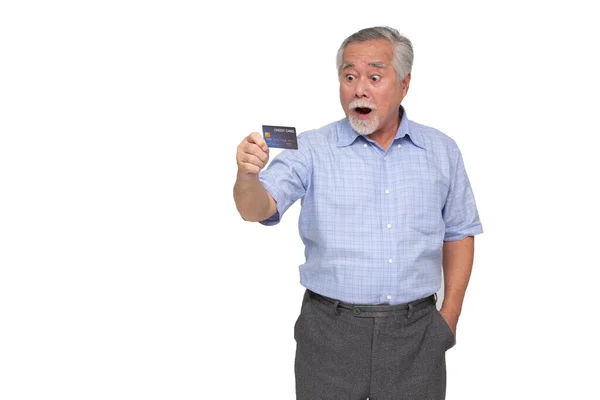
top-left (234, 132), bottom-right (277, 222)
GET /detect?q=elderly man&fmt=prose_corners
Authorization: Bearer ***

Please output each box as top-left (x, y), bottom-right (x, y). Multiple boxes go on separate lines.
top-left (234, 26), bottom-right (483, 400)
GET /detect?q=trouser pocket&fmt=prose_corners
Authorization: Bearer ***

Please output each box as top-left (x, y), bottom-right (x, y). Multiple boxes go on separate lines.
top-left (434, 308), bottom-right (456, 350)
top-left (294, 290), bottom-right (313, 340)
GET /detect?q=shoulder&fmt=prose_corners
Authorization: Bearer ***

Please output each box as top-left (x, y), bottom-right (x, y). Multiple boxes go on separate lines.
top-left (297, 119), bottom-right (343, 146)
top-left (294, 119), bottom-right (346, 161)
top-left (409, 119), bottom-right (459, 153)
top-left (273, 119), bottom-right (343, 167)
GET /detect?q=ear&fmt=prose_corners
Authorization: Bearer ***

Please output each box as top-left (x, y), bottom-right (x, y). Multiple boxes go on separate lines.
top-left (402, 73), bottom-right (411, 96)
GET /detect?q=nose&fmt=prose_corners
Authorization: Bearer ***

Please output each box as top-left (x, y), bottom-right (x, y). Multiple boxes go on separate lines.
top-left (354, 77), bottom-right (369, 98)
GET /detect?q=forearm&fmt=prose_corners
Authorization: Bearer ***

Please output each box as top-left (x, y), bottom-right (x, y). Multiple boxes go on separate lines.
top-left (441, 236), bottom-right (475, 317)
top-left (233, 172), bottom-right (277, 222)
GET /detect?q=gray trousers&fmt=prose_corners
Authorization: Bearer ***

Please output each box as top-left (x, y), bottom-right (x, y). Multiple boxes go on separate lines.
top-left (294, 289), bottom-right (456, 400)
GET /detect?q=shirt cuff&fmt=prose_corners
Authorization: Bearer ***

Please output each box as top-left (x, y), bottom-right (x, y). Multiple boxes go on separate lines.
top-left (443, 224), bottom-right (484, 242)
top-left (258, 178), bottom-right (285, 226)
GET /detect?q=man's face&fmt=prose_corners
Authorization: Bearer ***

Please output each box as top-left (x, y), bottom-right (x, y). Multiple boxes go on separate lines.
top-left (339, 39), bottom-right (410, 136)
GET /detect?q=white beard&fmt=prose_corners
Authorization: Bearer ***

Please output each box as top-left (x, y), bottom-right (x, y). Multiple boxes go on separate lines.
top-left (348, 113), bottom-right (380, 136)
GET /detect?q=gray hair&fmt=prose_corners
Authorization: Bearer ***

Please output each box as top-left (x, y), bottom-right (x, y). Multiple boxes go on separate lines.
top-left (336, 26), bottom-right (413, 83)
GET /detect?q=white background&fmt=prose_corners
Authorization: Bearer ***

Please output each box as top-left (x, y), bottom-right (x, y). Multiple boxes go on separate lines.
top-left (1, 1), bottom-right (599, 399)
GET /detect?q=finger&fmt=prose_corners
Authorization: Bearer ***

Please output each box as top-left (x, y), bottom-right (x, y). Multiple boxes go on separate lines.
top-left (247, 132), bottom-right (269, 152)
top-left (238, 152), bottom-right (266, 169)
top-left (239, 138), bottom-right (268, 161)
top-left (243, 142), bottom-right (269, 164)
top-left (237, 137), bottom-right (268, 162)
top-left (237, 143), bottom-right (267, 166)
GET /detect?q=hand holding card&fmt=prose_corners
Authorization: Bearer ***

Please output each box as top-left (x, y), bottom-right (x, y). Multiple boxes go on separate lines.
top-left (262, 125), bottom-right (298, 149)
top-left (236, 132), bottom-right (270, 176)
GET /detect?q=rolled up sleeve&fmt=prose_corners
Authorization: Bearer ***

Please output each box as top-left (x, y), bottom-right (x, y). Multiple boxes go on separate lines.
top-left (258, 134), bottom-right (311, 226)
top-left (442, 146), bottom-right (483, 241)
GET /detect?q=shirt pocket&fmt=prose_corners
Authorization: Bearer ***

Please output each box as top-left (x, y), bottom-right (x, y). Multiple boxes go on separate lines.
top-left (400, 165), bottom-right (449, 238)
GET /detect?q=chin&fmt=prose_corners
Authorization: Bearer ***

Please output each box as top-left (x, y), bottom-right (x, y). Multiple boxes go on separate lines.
top-left (348, 114), bottom-right (380, 136)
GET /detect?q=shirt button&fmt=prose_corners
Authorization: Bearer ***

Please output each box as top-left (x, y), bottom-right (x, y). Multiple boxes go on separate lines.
top-left (387, 224), bottom-right (392, 228)
top-left (387, 295), bottom-right (392, 300)
top-left (383, 156), bottom-right (387, 160)
top-left (397, 144), bottom-right (402, 147)
top-left (364, 143), bottom-right (368, 148)
top-left (388, 259), bottom-right (393, 263)
top-left (385, 189), bottom-right (390, 194)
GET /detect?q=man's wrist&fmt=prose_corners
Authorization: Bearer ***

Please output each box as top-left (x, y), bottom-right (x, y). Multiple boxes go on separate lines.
top-left (440, 302), bottom-right (462, 319)
top-left (236, 170), bottom-right (260, 180)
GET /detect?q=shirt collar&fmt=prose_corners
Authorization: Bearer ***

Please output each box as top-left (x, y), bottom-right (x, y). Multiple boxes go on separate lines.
top-left (337, 105), bottom-right (426, 149)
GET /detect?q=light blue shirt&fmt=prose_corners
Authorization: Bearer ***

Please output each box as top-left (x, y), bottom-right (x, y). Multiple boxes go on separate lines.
top-left (258, 107), bottom-right (483, 304)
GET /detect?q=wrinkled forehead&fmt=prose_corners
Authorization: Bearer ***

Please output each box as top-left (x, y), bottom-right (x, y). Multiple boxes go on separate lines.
top-left (341, 40), bottom-right (394, 68)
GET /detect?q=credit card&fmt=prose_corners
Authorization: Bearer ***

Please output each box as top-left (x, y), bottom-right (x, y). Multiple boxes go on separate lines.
top-left (262, 125), bottom-right (298, 149)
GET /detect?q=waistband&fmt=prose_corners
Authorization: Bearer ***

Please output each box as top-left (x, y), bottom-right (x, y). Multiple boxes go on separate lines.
top-left (307, 290), bottom-right (437, 318)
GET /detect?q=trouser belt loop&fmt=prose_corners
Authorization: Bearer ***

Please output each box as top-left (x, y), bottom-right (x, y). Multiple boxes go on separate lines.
top-left (407, 303), bottom-right (414, 319)
top-left (333, 300), bottom-right (341, 316)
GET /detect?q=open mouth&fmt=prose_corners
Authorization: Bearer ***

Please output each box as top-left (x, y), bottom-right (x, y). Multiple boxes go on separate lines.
top-left (354, 107), bottom-right (372, 115)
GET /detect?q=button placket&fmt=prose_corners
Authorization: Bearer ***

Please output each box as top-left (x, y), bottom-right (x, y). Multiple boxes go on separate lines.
top-left (382, 149), bottom-right (394, 297)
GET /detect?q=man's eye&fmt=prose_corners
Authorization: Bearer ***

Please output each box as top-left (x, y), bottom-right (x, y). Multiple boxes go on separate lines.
top-left (371, 75), bottom-right (381, 82)
top-left (346, 74), bottom-right (356, 81)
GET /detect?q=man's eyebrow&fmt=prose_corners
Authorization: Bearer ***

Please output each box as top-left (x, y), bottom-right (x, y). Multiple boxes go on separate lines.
top-left (341, 62), bottom-right (387, 69)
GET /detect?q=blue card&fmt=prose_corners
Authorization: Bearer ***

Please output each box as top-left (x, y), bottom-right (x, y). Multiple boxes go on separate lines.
top-left (262, 125), bottom-right (298, 149)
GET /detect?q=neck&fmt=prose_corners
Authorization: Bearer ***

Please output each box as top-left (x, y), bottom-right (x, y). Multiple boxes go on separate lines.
top-left (368, 115), bottom-right (401, 151)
